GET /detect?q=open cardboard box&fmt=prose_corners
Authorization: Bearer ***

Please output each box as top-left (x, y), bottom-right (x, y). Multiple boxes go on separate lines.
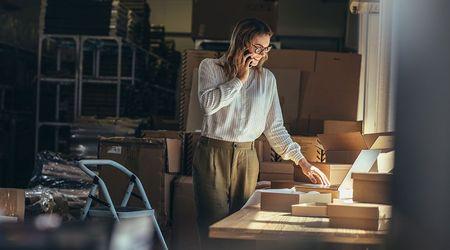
top-left (294, 162), bottom-right (351, 185)
top-left (260, 189), bottom-right (332, 212)
top-left (295, 149), bottom-right (382, 199)
top-left (318, 132), bottom-right (394, 164)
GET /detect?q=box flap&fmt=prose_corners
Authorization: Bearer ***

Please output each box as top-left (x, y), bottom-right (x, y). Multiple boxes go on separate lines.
top-left (338, 149), bottom-right (381, 193)
top-left (362, 132), bottom-right (395, 150)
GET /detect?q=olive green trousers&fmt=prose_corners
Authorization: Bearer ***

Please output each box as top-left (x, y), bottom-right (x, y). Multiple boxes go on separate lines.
top-left (192, 136), bottom-right (260, 249)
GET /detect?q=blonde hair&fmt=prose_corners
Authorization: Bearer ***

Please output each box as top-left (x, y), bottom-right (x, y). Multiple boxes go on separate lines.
top-left (219, 18), bottom-right (273, 80)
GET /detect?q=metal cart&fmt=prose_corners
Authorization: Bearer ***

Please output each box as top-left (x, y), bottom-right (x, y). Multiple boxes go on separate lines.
top-left (78, 159), bottom-right (168, 250)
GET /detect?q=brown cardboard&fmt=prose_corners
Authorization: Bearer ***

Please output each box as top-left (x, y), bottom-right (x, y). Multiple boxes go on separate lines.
top-left (300, 52), bottom-right (362, 121)
top-left (329, 217), bottom-right (390, 231)
top-left (319, 132), bottom-right (394, 165)
top-left (261, 192), bottom-right (300, 212)
top-left (294, 162), bottom-right (351, 185)
top-left (259, 173), bottom-right (293, 182)
top-left (323, 120), bottom-right (362, 134)
top-left (0, 189), bottom-right (25, 222)
top-left (260, 161), bottom-right (294, 174)
top-left (291, 202), bottom-right (328, 217)
top-left (98, 137), bottom-right (176, 228)
top-left (264, 50), bottom-right (316, 133)
top-left (186, 67), bottom-right (203, 131)
top-left (142, 130), bottom-right (184, 173)
top-left (270, 68), bottom-right (302, 128)
top-left (325, 150), bottom-right (361, 164)
top-left (295, 184), bottom-right (340, 199)
top-left (259, 161), bottom-right (294, 181)
top-left (270, 180), bottom-right (295, 189)
top-left (172, 176), bottom-right (200, 250)
top-left (260, 191), bottom-right (332, 212)
top-left (294, 118), bottom-right (325, 135)
top-left (191, 0), bottom-right (279, 40)
top-left (291, 136), bottom-right (325, 162)
top-left (142, 130), bottom-right (184, 140)
top-left (352, 172), bottom-right (392, 204)
top-left (264, 50), bottom-right (316, 71)
top-left (327, 203), bottom-right (392, 220)
top-left (179, 50), bottom-right (219, 131)
top-left (318, 132), bottom-right (395, 151)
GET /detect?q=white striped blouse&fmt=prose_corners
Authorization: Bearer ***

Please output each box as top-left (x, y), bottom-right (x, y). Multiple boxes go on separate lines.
top-left (197, 56), bottom-right (305, 165)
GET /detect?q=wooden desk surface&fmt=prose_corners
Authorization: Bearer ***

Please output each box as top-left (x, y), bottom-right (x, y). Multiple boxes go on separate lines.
top-left (209, 205), bottom-right (388, 245)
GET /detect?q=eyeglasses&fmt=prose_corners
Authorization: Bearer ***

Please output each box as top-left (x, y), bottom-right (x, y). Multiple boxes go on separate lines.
top-left (251, 44), bottom-right (272, 54)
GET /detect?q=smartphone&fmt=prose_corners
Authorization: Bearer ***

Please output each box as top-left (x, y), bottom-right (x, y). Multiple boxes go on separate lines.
top-left (244, 49), bottom-right (253, 68)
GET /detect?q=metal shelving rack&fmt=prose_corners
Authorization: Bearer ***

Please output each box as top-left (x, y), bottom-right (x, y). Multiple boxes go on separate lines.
top-left (35, 33), bottom-right (171, 155)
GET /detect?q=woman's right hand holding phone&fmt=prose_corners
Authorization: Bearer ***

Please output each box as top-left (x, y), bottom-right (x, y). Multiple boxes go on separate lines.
top-left (237, 51), bottom-right (254, 83)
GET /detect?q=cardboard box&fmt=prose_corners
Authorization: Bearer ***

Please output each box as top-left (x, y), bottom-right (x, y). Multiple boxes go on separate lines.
top-left (295, 149), bottom-right (381, 199)
top-left (324, 120), bottom-right (362, 134)
top-left (191, 0), bottom-right (279, 40)
top-left (319, 132), bottom-right (394, 164)
top-left (294, 162), bottom-right (351, 185)
top-left (295, 118), bottom-right (325, 135)
top-left (142, 130), bottom-right (183, 173)
top-left (260, 190), bottom-right (332, 212)
top-left (259, 162), bottom-right (294, 181)
top-left (179, 50), bottom-right (219, 131)
top-left (291, 202), bottom-right (328, 217)
top-left (327, 203), bottom-right (392, 230)
top-left (98, 137), bottom-right (176, 228)
top-left (295, 184), bottom-right (340, 199)
top-left (325, 150), bottom-right (361, 164)
top-left (0, 189), bottom-right (25, 222)
top-left (299, 52), bottom-right (362, 121)
top-left (270, 180), bottom-right (295, 189)
top-left (259, 173), bottom-right (293, 182)
top-left (352, 172), bottom-right (392, 204)
top-left (330, 218), bottom-right (390, 231)
top-left (292, 136), bottom-right (325, 162)
top-left (264, 50), bottom-right (316, 133)
top-left (318, 132), bottom-right (395, 152)
top-left (172, 176), bottom-right (200, 250)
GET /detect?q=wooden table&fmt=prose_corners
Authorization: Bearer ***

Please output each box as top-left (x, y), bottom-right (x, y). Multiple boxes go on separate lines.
top-left (209, 205), bottom-right (388, 245)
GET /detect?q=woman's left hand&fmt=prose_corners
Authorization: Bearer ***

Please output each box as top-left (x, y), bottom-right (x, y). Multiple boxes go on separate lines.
top-left (297, 158), bottom-right (331, 186)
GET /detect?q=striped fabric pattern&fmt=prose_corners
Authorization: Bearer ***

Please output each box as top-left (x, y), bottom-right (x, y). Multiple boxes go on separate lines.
top-left (197, 56), bottom-right (304, 165)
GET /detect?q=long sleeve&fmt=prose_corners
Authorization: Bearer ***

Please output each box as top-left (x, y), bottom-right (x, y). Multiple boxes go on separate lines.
top-left (198, 59), bottom-right (244, 116)
top-left (263, 77), bottom-right (305, 165)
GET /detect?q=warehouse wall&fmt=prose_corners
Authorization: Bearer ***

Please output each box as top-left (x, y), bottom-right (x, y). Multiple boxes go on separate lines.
top-left (149, 0), bottom-right (350, 52)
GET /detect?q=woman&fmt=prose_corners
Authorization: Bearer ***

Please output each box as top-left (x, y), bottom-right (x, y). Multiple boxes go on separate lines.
top-left (192, 18), bottom-right (330, 248)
